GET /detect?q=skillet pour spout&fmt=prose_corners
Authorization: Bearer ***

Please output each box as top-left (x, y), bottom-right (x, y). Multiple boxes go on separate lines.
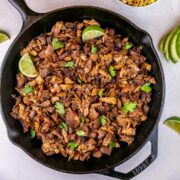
top-left (0, 0), bottom-right (165, 179)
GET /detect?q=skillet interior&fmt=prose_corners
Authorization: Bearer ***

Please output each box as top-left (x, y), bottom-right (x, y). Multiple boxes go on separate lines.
top-left (0, 6), bottom-right (164, 173)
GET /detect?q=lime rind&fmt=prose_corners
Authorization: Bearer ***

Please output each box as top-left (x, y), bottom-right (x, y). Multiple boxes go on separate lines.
top-left (0, 31), bottom-right (9, 43)
top-left (82, 25), bottom-right (104, 42)
top-left (159, 35), bottom-right (167, 53)
top-left (169, 27), bottom-right (180, 63)
top-left (176, 30), bottom-right (180, 58)
top-left (163, 28), bottom-right (178, 61)
top-left (19, 53), bottom-right (38, 78)
top-left (164, 116), bottom-right (180, 134)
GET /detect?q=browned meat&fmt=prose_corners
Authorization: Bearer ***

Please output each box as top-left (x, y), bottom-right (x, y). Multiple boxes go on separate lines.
top-left (100, 147), bottom-right (112, 155)
top-left (41, 90), bottom-right (50, 101)
top-left (92, 150), bottom-right (102, 158)
top-left (11, 103), bottom-right (30, 132)
top-left (40, 122), bottom-right (50, 133)
top-left (65, 108), bottom-right (80, 129)
top-left (119, 135), bottom-right (134, 145)
top-left (16, 74), bottom-right (25, 89)
top-left (51, 96), bottom-right (60, 104)
top-left (102, 133), bottom-right (113, 146)
top-left (45, 45), bottom-right (54, 59)
top-left (29, 110), bottom-right (36, 120)
top-left (84, 58), bottom-right (92, 74)
top-left (89, 106), bottom-right (99, 120)
top-left (11, 19), bottom-right (155, 161)
top-left (98, 130), bottom-right (107, 140)
top-left (51, 21), bottom-right (64, 37)
top-left (39, 66), bottom-right (51, 78)
top-left (99, 97), bottom-right (117, 105)
top-left (39, 100), bottom-right (51, 107)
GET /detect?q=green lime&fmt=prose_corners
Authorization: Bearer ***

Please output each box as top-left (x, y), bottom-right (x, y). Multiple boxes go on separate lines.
top-left (163, 27), bottom-right (178, 61)
top-left (19, 53), bottom-right (38, 78)
top-left (176, 30), bottom-right (180, 58)
top-left (169, 28), bottom-right (180, 63)
top-left (82, 25), bottom-right (104, 42)
top-left (0, 31), bottom-right (9, 43)
top-left (163, 116), bottom-right (180, 134)
top-left (164, 28), bottom-right (177, 60)
top-left (159, 34), bottom-right (167, 53)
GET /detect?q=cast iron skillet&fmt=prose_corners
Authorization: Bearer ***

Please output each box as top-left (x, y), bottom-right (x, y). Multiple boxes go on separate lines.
top-left (0, 0), bottom-right (165, 179)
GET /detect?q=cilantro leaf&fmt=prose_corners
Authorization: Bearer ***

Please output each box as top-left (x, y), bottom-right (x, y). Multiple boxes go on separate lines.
top-left (141, 83), bottom-right (152, 93)
top-left (76, 130), bottom-right (87, 136)
top-left (124, 42), bottom-right (133, 50)
top-left (52, 38), bottom-right (64, 50)
top-left (58, 122), bottom-right (68, 131)
top-left (30, 128), bottom-right (35, 139)
top-left (64, 61), bottom-right (75, 68)
top-left (80, 117), bottom-right (85, 123)
top-left (122, 102), bottom-right (136, 113)
top-left (99, 115), bottom-right (106, 126)
top-left (55, 102), bottom-right (65, 114)
top-left (98, 89), bottom-right (103, 97)
top-left (109, 65), bottom-right (116, 77)
top-left (77, 77), bottom-right (82, 84)
top-left (109, 141), bottom-right (116, 149)
top-left (91, 45), bottom-right (97, 54)
top-left (23, 85), bottom-right (32, 94)
top-left (68, 141), bottom-right (78, 151)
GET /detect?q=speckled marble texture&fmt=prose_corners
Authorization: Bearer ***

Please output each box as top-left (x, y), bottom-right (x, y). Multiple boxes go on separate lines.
top-left (0, 0), bottom-right (180, 179)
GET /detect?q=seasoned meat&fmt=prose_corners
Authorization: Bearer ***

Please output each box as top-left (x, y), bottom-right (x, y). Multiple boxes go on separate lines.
top-left (65, 108), bottom-right (80, 129)
top-left (45, 45), bottom-right (54, 59)
top-left (100, 147), bottom-right (112, 155)
top-left (11, 19), bottom-right (155, 161)
top-left (40, 122), bottom-right (50, 133)
top-left (92, 150), bottom-right (102, 158)
top-left (16, 74), bottom-right (26, 89)
top-left (39, 66), bottom-right (51, 78)
top-left (99, 97), bottom-right (117, 105)
top-left (51, 21), bottom-right (64, 37)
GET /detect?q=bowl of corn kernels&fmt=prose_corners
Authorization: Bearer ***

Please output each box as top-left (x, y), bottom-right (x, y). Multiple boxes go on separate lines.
top-left (118, 0), bottom-right (157, 7)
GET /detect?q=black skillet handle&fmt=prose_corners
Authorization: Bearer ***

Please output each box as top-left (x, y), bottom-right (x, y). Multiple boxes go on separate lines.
top-left (8, 0), bottom-right (45, 31)
top-left (98, 127), bottom-right (158, 180)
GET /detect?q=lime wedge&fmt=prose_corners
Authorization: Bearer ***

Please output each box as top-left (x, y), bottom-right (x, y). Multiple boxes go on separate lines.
top-left (19, 53), bottom-right (38, 78)
top-left (164, 116), bottom-right (180, 134)
top-left (163, 27), bottom-right (178, 61)
top-left (82, 25), bottom-right (104, 42)
top-left (169, 28), bottom-right (180, 63)
top-left (159, 34), bottom-right (167, 53)
top-left (0, 31), bottom-right (9, 43)
top-left (176, 30), bottom-right (180, 58)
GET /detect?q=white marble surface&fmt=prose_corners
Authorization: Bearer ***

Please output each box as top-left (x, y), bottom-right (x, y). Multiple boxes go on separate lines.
top-left (0, 0), bottom-right (180, 179)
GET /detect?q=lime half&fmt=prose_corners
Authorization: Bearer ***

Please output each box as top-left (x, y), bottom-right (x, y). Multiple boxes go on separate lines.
top-left (19, 53), bottom-right (38, 78)
top-left (0, 31), bottom-right (9, 43)
top-left (163, 116), bottom-right (180, 134)
top-left (82, 25), bottom-right (104, 42)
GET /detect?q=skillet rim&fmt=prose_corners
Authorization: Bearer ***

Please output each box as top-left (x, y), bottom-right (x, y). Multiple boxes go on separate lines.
top-left (0, 5), bottom-right (165, 174)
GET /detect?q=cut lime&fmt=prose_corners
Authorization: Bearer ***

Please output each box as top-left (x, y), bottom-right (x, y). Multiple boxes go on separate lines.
top-left (170, 28), bottom-right (180, 63)
top-left (19, 53), bottom-right (38, 78)
top-left (163, 27), bottom-right (178, 61)
top-left (176, 30), bottom-right (180, 58)
top-left (0, 31), bottom-right (9, 43)
top-left (163, 116), bottom-right (180, 134)
top-left (159, 34), bottom-right (167, 53)
top-left (82, 25), bottom-right (104, 42)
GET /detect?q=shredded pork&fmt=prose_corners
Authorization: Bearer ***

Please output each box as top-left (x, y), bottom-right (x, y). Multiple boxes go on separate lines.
top-left (11, 19), bottom-right (155, 161)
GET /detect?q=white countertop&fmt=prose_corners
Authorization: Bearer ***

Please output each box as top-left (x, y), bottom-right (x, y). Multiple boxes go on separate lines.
top-left (0, 0), bottom-right (180, 179)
